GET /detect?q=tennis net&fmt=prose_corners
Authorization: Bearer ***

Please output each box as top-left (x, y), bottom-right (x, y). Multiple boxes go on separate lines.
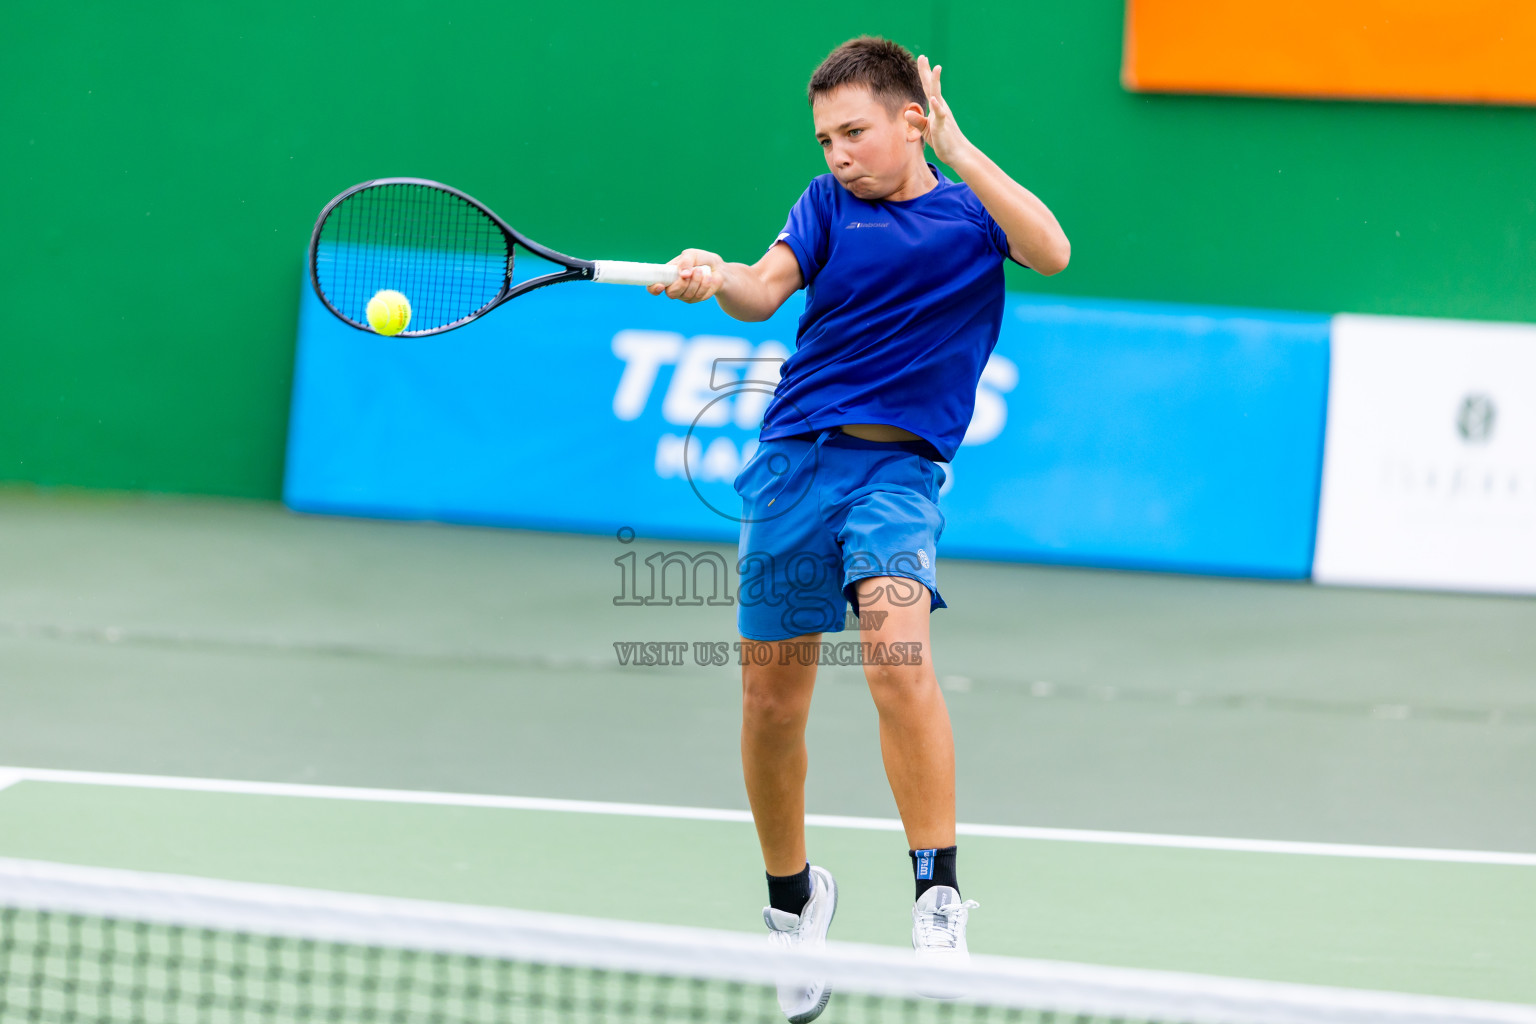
top-left (1, 857), bottom-right (1530, 1024)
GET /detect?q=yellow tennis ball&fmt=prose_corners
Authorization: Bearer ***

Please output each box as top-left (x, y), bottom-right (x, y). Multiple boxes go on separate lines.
top-left (366, 290), bottom-right (411, 336)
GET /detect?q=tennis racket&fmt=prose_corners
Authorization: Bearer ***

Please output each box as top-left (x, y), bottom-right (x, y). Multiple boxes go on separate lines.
top-left (308, 178), bottom-right (681, 337)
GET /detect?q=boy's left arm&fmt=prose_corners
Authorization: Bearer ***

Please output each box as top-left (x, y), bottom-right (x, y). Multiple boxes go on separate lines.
top-left (906, 55), bottom-right (1070, 276)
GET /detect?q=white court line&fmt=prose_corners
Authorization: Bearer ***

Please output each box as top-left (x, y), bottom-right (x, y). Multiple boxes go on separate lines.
top-left (3, 765), bottom-right (1534, 867)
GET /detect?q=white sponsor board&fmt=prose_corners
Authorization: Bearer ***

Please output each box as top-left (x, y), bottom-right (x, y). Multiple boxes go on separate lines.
top-left (1314, 314), bottom-right (1536, 593)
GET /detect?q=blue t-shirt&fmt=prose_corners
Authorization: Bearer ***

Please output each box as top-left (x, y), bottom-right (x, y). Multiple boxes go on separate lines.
top-left (761, 165), bottom-right (1015, 462)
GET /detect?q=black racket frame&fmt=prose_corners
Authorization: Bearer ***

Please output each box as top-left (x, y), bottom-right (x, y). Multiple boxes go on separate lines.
top-left (307, 177), bottom-right (597, 337)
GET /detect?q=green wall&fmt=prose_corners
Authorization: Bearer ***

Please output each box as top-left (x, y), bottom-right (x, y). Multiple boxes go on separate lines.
top-left (4, 2), bottom-right (1534, 498)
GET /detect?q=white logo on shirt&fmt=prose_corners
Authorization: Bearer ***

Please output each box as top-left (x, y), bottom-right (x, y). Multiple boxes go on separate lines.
top-left (844, 221), bottom-right (889, 229)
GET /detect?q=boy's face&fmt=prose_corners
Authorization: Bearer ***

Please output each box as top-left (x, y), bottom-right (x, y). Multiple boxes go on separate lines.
top-left (812, 85), bottom-right (924, 201)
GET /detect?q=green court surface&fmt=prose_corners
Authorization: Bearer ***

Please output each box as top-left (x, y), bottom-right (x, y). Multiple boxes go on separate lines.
top-left (1, 488), bottom-right (1533, 1004)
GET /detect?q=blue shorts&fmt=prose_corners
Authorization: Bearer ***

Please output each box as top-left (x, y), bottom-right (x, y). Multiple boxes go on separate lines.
top-left (733, 428), bottom-right (948, 641)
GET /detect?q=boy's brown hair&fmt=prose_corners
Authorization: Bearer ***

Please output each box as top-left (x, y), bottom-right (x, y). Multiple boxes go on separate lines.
top-left (807, 36), bottom-right (926, 114)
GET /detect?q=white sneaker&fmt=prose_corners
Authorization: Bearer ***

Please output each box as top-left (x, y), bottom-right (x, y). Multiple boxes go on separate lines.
top-left (911, 885), bottom-right (979, 966)
top-left (762, 865), bottom-right (838, 1023)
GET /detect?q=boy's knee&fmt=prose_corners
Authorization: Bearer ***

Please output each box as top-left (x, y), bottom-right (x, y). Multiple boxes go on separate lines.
top-left (742, 665), bottom-right (813, 731)
top-left (863, 657), bottom-right (932, 707)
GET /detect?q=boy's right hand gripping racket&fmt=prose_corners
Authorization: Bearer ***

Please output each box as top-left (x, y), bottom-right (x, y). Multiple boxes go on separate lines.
top-left (308, 178), bottom-right (681, 337)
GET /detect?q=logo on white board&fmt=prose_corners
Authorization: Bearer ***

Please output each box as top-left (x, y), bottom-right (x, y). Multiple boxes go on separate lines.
top-left (1455, 393), bottom-right (1496, 445)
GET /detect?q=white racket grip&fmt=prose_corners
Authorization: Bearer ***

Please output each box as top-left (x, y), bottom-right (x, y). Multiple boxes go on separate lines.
top-left (591, 260), bottom-right (682, 287)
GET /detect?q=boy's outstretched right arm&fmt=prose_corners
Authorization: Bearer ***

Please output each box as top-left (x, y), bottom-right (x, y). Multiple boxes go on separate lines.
top-left (646, 243), bottom-right (803, 323)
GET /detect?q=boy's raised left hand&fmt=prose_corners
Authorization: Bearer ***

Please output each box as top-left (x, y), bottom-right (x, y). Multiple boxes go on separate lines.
top-left (904, 56), bottom-right (971, 166)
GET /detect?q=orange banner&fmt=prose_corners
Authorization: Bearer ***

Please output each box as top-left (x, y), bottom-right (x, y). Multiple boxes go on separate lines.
top-left (1124, 0), bottom-right (1536, 105)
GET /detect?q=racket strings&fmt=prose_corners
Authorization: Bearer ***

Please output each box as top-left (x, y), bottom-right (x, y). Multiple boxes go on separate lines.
top-left (313, 183), bottom-right (510, 334)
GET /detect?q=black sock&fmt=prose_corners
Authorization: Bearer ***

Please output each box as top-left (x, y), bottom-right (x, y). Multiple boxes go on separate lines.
top-left (910, 846), bottom-right (959, 900)
top-left (766, 863), bottom-right (812, 915)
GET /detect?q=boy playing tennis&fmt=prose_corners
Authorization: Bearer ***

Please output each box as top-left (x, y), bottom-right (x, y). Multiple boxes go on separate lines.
top-left (651, 37), bottom-right (1068, 1020)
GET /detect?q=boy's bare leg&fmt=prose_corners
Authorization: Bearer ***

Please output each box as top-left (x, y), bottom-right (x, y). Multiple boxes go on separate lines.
top-left (740, 635), bottom-right (821, 875)
top-left (855, 577), bottom-right (955, 850)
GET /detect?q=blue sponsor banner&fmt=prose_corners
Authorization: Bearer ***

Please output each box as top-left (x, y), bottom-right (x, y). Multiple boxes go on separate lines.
top-left (944, 297), bottom-right (1330, 576)
top-left (286, 263), bottom-right (1330, 577)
